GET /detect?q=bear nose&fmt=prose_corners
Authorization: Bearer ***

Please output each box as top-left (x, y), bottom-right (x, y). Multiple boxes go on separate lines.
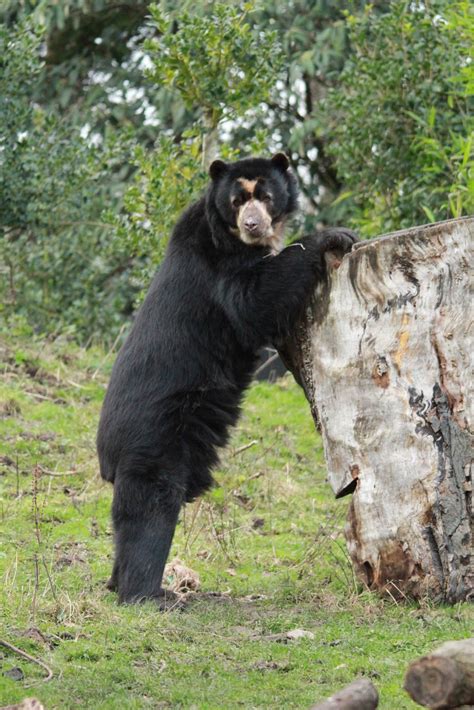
top-left (244, 218), bottom-right (258, 232)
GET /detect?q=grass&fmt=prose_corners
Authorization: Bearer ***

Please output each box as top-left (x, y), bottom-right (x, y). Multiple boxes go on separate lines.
top-left (0, 330), bottom-right (472, 709)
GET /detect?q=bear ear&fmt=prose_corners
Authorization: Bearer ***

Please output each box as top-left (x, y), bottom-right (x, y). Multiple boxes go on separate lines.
top-left (209, 159), bottom-right (228, 181)
top-left (271, 153), bottom-right (290, 172)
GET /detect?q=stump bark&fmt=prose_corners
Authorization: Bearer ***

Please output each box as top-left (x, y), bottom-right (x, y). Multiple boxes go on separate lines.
top-left (404, 638), bottom-right (474, 708)
top-left (280, 217), bottom-right (474, 602)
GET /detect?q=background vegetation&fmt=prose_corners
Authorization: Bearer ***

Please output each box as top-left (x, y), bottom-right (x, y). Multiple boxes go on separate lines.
top-left (1, 0), bottom-right (472, 342)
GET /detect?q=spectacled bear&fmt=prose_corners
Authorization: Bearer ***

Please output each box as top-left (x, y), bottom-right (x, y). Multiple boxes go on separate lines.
top-left (97, 153), bottom-right (357, 605)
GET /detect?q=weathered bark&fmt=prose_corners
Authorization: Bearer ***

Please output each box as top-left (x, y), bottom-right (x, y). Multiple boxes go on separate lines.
top-left (202, 112), bottom-right (219, 171)
top-left (280, 217), bottom-right (474, 602)
top-left (404, 638), bottom-right (474, 709)
top-left (310, 678), bottom-right (378, 709)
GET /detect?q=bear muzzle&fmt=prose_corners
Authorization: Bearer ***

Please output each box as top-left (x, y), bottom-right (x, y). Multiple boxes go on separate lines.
top-left (237, 200), bottom-right (273, 244)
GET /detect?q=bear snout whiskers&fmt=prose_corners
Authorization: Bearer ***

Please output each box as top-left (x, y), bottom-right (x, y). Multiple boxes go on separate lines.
top-left (237, 199), bottom-right (272, 241)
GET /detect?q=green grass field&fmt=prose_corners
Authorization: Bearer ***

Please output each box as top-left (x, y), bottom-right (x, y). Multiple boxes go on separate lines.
top-left (0, 331), bottom-right (472, 709)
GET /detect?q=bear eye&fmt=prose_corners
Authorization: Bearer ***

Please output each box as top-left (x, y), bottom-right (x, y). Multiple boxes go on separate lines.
top-left (261, 194), bottom-right (273, 204)
top-left (231, 196), bottom-right (241, 209)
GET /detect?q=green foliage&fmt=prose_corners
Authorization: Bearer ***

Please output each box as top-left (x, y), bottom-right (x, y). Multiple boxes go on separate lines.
top-left (322, 1), bottom-right (474, 234)
top-left (447, 2), bottom-right (474, 97)
top-left (146, 3), bottom-right (284, 129)
top-left (0, 3), bottom-right (286, 338)
top-left (112, 133), bottom-right (208, 288)
top-left (254, 0), bottom-right (384, 224)
top-left (5, 0), bottom-right (159, 143)
top-left (2, 1), bottom-right (473, 341)
top-left (0, 20), bottom-right (135, 340)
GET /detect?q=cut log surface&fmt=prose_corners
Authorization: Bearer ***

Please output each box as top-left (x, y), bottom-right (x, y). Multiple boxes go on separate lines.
top-left (404, 638), bottom-right (474, 709)
top-left (281, 217), bottom-right (474, 601)
top-left (310, 678), bottom-right (378, 709)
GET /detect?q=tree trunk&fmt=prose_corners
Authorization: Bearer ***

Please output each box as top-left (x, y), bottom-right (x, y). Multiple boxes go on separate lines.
top-left (201, 112), bottom-right (219, 171)
top-left (280, 217), bottom-right (474, 602)
top-left (404, 638), bottom-right (474, 708)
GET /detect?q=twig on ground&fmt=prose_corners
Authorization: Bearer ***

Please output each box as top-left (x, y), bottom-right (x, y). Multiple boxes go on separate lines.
top-left (24, 391), bottom-right (64, 404)
top-left (0, 639), bottom-right (53, 682)
top-left (230, 440), bottom-right (258, 457)
top-left (36, 465), bottom-right (80, 477)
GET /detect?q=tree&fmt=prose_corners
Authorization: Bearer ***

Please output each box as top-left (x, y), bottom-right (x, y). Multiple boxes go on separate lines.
top-left (251, 0), bottom-right (390, 225)
top-left (322, 1), bottom-right (474, 234)
top-left (2, 1), bottom-right (471, 343)
top-left (1, 0), bottom-right (381, 221)
top-left (0, 21), bottom-right (134, 339)
top-left (145, 2), bottom-right (283, 168)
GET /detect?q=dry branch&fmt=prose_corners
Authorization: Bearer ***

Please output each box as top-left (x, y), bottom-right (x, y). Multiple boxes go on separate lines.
top-left (0, 639), bottom-right (53, 682)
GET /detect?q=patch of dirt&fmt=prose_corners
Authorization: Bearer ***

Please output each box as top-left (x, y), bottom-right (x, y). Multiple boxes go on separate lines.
top-left (54, 542), bottom-right (88, 569)
top-left (254, 628), bottom-right (315, 643)
top-left (3, 667), bottom-right (24, 681)
top-left (0, 399), bottom-right (22, 418)
top-left (253, 660), bottom-right (291, 672)
top-left (0, 456), bottom-right (15, 467)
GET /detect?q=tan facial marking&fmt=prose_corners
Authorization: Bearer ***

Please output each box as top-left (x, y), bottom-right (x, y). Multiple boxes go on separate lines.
top-left (232, 178), bottom-right (287, 251)
top-left (237, 178), bottom-right (258, 195)
top-left (267, 219), bottom-right (287, 254)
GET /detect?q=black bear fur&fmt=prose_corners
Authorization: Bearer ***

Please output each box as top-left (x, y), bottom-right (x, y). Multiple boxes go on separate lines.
top-left (97, 154), bottom-right (357, 604)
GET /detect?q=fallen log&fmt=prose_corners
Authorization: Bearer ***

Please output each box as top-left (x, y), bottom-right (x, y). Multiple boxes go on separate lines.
top-left (280, 217), bottom-right (474, 602)
top-left (310, 678), bottom-right (378, 709)
top-left (404, 638), bottom-right (474, 709)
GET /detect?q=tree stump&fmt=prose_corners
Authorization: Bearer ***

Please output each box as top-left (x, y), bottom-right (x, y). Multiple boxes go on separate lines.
top-left (404, 638), bottom-right (474, 708)
top-left (280, 217), bottom-right (474, 602)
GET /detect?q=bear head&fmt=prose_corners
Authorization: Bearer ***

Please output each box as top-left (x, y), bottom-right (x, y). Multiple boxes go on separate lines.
top-left (206, 154), bottom-right (298, 254)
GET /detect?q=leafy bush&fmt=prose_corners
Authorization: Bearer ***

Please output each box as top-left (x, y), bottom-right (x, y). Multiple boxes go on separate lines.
top-left (146, 3), bottom-right (283, 129)
top-left (322, 1), bottom-right (474, 234)
top-left (0, 21), bottom-right (134, 341)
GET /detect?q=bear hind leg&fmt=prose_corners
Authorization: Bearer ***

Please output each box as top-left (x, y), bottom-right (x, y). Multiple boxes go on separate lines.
top-left (111, 472), bottom-right (185, 605)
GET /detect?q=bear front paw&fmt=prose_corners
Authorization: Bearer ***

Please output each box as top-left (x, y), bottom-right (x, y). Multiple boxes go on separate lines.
top-left (317, 227), bottom-right (359, 254)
